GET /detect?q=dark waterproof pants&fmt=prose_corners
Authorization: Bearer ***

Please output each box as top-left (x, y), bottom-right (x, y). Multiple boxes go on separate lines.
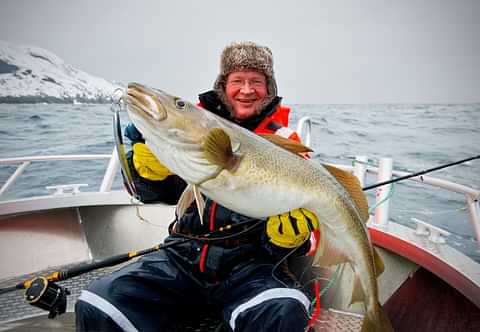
top-left (75, 250), bottom-right (311, 332)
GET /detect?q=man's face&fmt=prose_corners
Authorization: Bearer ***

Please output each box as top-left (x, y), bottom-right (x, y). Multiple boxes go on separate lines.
top-left (225, 71), bottom-right (268, 120)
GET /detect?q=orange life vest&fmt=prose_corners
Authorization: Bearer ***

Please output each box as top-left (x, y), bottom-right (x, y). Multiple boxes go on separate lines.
top-left (196, 101), bottom-right (301, 142)
top-left (254, 105), bottom-right (301, 142)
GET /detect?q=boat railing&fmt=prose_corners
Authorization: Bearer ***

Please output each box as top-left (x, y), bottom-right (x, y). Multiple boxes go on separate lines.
top-left (297, 117), bottom-right (479, 245)
top-left (0, 151), bottom-right (120, 197)
top-left (1, 116), bottom-right (479, 245)
top-left (327, 156), bottom-right (480, 246)
top-left (296, 116), bottom-right (312, 147)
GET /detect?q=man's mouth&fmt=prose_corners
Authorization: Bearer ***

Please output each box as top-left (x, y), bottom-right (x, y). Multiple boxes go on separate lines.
top-left (236, 98), bottom-right (256, 104)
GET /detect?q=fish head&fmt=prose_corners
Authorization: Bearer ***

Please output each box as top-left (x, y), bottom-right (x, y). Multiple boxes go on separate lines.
top-left (125, 82), bottom-right (205, 140)
top-left (124, 82), bottom-right (219, 184)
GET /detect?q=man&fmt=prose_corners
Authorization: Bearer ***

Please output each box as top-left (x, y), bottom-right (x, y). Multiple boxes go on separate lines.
top-left (75, 41), bottom-right (318, 331)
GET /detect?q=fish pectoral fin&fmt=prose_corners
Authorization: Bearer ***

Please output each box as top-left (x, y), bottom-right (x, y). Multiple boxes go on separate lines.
top-left (322, 164), bottom-right (370, 222)
top-left (349, 271), bottom-right (366, 306)
top-left (203, 128), bottom-right (242, 172)
top-left (259, 133), bottom-right (313, 156)
top-left (373, 247), bottom-right (385, 277)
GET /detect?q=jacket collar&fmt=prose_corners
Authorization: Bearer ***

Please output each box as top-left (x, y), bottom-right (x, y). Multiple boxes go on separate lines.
top-left (198, 90), bottom-right (282, 131)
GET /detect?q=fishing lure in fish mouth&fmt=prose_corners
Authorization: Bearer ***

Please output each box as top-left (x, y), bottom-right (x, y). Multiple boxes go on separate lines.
top-left (111, 87), bottom-right (126, 106)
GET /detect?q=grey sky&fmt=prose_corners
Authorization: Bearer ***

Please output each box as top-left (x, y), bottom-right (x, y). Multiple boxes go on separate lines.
top-left (0, 0), bottom-right (479, 104)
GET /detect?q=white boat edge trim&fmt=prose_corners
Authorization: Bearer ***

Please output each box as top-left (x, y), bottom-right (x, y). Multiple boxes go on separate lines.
top-left (275, 126), bottom-right (296, 139)
top-left (78, 290), bottom-right (138, 332)
top-left (229, 288), bottom-right (311, 330)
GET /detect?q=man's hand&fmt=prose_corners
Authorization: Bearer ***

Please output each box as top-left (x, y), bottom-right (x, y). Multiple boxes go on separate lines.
top-left (132, 143), bottom-right (173, 181)
top-left (266, 208), bottom-right (319, 248)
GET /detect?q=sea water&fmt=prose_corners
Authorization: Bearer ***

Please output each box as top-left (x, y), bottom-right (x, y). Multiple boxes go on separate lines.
top-left (0, 103), bottom-right (479, 261)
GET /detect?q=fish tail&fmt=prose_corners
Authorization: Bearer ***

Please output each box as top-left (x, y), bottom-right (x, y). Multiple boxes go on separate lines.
top-left (361, 302), bottom-right (394, 332)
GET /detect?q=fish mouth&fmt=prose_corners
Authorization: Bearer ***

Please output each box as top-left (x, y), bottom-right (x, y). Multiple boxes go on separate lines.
top-left (125, 82), bottom-right (167, 121)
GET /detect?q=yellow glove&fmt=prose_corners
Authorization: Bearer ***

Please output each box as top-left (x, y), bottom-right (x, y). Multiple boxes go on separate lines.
top-left (132, 143), bottom-right (173, 181)
top-left (266, 208), bottom-right (319, 248)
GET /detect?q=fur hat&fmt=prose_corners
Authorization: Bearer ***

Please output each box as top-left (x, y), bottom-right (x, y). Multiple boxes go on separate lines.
top-left (213, 41), bottom-right (278, 115)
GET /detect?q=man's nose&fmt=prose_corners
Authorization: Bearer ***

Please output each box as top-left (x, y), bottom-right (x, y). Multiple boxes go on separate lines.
top-left (239, 81), bottom-right (254, 94)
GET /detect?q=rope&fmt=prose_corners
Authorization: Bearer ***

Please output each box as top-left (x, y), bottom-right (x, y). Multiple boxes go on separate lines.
top-left (368, 183), bottom-right (395, 214)
top-left (351, 157), bottom-right (397, 213)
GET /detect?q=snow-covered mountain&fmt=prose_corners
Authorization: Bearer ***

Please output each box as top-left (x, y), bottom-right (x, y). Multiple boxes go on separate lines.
top-left (0, 40), bottom-right (120, 103)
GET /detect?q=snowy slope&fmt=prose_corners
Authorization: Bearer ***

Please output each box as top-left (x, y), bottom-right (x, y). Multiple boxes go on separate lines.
top-left (0, 40), bottom-right (120, 103)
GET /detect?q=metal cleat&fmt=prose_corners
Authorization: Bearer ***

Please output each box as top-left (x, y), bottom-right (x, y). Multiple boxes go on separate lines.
top-left (411, 217), bottom-right (450, 244)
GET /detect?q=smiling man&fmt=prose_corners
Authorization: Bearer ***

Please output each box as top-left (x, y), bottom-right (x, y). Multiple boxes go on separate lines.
top-left (210, 42), bottom-right (287, 124)
top-left (76, 41), bottom-right (318, 332)
top-left (224, 70), bottom-right (268, 120)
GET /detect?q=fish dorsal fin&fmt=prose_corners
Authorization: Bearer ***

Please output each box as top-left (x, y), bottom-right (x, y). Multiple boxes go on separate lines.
top-left (203, 128), bottom-right (242, 171)
top-left (175, 184), bottom-right (206, 225)
top-left (259, 134), bottom-right (313, 156)
top-left (322, 164), bottom-right (370, 222)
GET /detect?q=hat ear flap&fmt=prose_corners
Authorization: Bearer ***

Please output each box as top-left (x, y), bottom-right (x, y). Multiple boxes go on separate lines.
top-left (267, 76), bottom-right (278, 100)
top-left (213, 74), bottom-right (234, 114)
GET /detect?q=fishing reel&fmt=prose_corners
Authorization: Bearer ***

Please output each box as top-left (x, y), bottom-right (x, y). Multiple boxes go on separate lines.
top-left (24, 277), bottom-right (70, 319)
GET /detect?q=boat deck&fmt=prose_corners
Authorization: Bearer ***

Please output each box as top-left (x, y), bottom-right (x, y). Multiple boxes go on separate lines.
top-left (0, 310), bottom-right (364, 332)
top-left (0, 262), bottom-right (364, 331)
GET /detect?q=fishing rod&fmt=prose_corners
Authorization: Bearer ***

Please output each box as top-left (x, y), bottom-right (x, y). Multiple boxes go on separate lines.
top-left (0, 238), bottom-right (191, 318)
top-left (362, 155), bottom-right (480, 191)
top-left (0, 217), bottom-right (263, 319)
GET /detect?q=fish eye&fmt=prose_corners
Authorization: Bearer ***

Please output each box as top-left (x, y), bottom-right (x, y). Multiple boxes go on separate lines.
top-left (175, 98), bottom-right (186, 109)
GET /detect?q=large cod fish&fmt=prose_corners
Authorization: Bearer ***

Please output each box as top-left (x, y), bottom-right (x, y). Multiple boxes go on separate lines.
top-left (124, 82), bottom-right (393, 332)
